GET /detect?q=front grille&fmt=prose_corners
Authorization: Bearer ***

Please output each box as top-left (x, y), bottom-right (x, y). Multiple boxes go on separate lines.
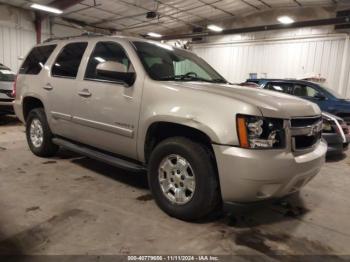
top-left (291, 116), bottom-right (322, 127)
top-left (290, 116), bottom-right (322, 151)
top-left (294, 132), bottom-right (322, 150)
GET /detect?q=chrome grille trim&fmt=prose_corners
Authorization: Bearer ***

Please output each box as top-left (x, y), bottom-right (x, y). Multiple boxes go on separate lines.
top-left (289, 115), bottom-right (323, 152)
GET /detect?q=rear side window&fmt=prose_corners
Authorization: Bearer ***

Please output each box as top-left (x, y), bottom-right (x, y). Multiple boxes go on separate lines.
top-left (52, 42), bottom-right (88, 78)
top-left (19, 45), bottom-right (56, 75)
top-left (265, 82), bottom-right (292, 94)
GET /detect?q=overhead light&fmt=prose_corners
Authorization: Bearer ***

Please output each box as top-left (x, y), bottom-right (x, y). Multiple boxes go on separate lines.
top-left (207, 24), bottom-right (223, 32)
top-left (147, 32), bottom-right (162, 38)
top-left (277, 16), bottom-right (294, 24)
top-left (30, 3), bottom-right (63, 14)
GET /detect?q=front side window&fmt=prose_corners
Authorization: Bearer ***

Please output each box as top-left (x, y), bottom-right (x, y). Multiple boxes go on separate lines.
top-left (293, 84), bottom-right (320, 98)
top-left (52, 42), bottom-right (88, 78)
top-left (85, 41), bottom-right (134, 82)
top-left (132, 41), bottom-right (227, 83)
top-left (19, 45), bottom-right (56, 75)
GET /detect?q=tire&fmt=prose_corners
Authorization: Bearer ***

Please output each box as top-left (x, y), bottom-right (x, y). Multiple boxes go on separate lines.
top-left (26, 108), bottom-right (59, 157)
top-left (148, 137), bottom-right (221, 221)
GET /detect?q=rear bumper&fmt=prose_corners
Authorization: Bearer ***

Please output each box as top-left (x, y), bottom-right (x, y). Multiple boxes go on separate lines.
top-left (13, 99), bottom-right (24, 122)
top-left (213, 141), bottom-right (327, 203)
top-left (0, 101), bottom-right (14, 113)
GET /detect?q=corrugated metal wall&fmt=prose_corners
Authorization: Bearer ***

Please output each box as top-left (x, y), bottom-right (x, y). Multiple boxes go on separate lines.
top-left (193, 34), bottom-right (350, 98)
top-left (0, 25), bottom-right (36, 73)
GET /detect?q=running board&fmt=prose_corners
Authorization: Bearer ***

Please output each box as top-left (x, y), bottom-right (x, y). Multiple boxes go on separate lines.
top-left (52, 138), bottom-right (146, 172)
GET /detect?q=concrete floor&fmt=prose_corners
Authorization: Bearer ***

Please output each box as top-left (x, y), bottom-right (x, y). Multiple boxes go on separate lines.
top-left (0, 114), bottom-right (350, 257)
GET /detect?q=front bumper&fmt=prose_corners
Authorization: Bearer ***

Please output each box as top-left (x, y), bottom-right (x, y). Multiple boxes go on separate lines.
top-left (213, 141), bottom-right (327, 203)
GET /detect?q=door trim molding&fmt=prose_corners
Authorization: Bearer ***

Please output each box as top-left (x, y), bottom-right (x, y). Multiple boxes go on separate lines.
top-left (51, 111), bottom-right (72, 121)
top-left (72, 116), bottom-right (134, 138)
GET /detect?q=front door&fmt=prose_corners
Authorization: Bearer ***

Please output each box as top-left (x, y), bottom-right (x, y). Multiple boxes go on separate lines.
top-left (71, 40), bottom-right (142, 159)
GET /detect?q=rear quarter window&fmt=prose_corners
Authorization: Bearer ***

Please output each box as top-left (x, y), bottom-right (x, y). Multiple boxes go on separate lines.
top-left (19, 45), bottom-right (57, 75)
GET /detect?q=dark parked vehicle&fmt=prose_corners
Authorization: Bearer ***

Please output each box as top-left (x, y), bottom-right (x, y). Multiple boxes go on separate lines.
top-left (322, 112), bottom-right (350, 156)
top-left (247, 79), bottom-right (350, 125)
top-left (0, 63), bottom-right (15, 114)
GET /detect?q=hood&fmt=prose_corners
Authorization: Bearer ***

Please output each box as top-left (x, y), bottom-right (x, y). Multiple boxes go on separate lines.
top-left (168, 81), bottom-right (321, 119)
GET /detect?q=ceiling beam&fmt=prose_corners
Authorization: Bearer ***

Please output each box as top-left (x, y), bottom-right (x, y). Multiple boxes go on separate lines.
top-left (49, 0), bottom-right (85, 10)
top-left (255, 0), bottom-right (272, 8)
top-left (159, 15), bottom-right (350, 40)
top-left (241, 0), bottom-right (260, 10)
top-left (293, 0), bottom-right (303, 7)
top-left (156, 0), bottom-right (215, 23)
top-left (76, 2), bottom-right (173, 32)
top-left (116, 0), bottom-right (203, 28)
top-left (197, 0), bottom-right (235, 17)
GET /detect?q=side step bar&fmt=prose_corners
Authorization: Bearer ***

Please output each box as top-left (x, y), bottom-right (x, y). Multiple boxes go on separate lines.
top-left (52, 138), bottom-right (146, 172)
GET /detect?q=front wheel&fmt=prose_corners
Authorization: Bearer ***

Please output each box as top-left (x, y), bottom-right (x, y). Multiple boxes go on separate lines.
top-left (26, 108), bottom-right (59, 157)
top-left (148, 137), bottom-right (221, 221)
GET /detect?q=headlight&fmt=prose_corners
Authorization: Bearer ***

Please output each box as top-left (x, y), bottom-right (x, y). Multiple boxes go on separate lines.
top-left (236, 115), bottom-right (285, 149)
top-left (322, 119), bottom-right (334, 133)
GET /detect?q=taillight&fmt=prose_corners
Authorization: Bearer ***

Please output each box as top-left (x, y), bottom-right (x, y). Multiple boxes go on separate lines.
top-left (342, 124), bottom-right (349, 135)
top-left (12, 76), bottom-right (17, 98)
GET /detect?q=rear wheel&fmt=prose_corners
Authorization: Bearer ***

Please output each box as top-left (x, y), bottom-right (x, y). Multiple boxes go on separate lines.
top-left (148, 137), bottom-right (221, 221)
top-left (26, 108), bottom-right (58, 157)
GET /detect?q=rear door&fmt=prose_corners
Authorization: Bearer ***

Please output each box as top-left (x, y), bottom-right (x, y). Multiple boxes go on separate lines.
top-left (45, 42), bottom-right (88, 139)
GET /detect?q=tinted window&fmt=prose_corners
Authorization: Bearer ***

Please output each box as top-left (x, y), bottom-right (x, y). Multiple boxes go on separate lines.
top-left (52, 42), bottom-right (88, 78)
top-left (293, 84), bottom-right (320, 98)
top-left (266, 82), bottom-right (292, 94)
top-left (85, 41), bottom-right (133, 81)
top-left (19, 45), bottom-right (56, 75)
top-left (132, 41), bottom-right (226, 83)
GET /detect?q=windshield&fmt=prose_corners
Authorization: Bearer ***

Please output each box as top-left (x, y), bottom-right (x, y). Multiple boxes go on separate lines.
top-left (0, 65), bottom-right (16, 82)
top-left (132, 41), bottom-right (227, 84)
top-left (315, 83), bottom-right (343, 99)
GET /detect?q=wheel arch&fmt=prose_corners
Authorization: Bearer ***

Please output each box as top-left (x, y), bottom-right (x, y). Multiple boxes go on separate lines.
top-left (22, 96), bottom-right (45, 122)
top-left (143, 121), bottom-right (218, 167)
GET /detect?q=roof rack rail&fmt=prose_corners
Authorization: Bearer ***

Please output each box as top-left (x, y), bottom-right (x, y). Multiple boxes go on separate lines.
top-left (43, 32), bottom-right (106, 43)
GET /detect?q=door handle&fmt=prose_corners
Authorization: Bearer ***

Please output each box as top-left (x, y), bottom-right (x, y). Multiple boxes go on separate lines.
top-left (78, 89), bottom-right (92, 97)
top-left (43, 83), bottom-right (53, 91)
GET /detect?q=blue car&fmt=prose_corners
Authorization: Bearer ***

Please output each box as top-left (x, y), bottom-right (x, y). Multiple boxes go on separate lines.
top-left (247, 79), bottom-right (350, 125)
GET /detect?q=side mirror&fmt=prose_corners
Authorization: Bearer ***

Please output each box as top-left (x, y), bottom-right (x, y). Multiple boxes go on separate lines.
top-left (96, 61), bottom-right (135, 86)
top-left (314, 93), bottom-right (326, 100)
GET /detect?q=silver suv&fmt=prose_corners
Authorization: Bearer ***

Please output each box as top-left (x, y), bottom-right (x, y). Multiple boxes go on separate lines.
top-left (14, 36), bottom-right (327, 221)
